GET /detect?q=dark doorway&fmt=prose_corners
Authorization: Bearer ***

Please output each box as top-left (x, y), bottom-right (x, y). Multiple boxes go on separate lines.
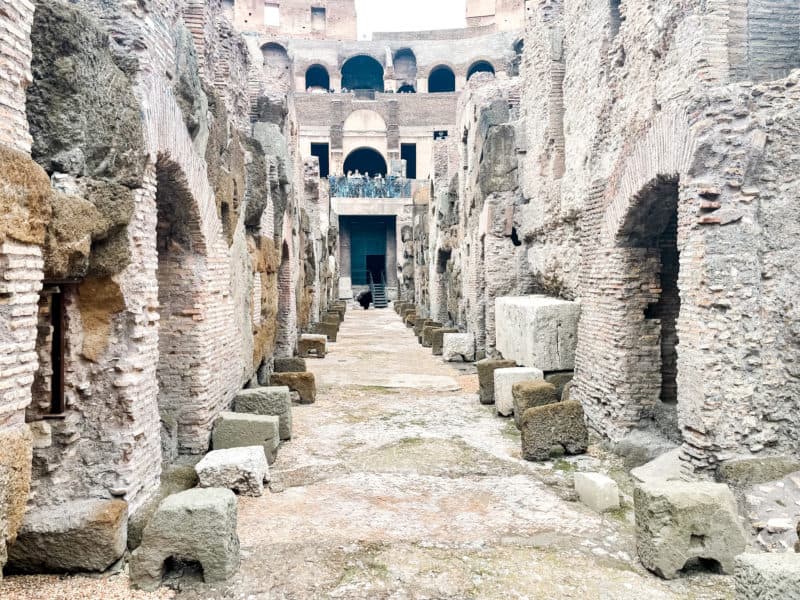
top-left (401, 143), bottom-right (417, 178)
top-left (366, 254), bottom-right (386, 283)
top-left (311, 142), bottom-right (330, 177)
top-left (342, 55), bottom-right (384, 92)
top-left (398, 85), bottom-right (416, 93)
top-left (343, 147), bottom-right (387, 177)
top-left (428, 66), bottom-right (455, 93)
top-left (49, 286), bottom-right (66, 415)
top-left (467, 61), bottom-right (495, 80)
top-left (305, 64), bottom-right (330, 91)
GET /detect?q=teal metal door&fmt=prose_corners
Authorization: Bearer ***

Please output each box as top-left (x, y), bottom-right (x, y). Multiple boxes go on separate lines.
top-left (350, 219), bottom-right (386, 285)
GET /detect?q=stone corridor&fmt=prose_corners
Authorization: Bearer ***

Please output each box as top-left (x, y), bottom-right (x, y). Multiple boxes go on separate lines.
top-left (171, 306), bottom-right (732, 599)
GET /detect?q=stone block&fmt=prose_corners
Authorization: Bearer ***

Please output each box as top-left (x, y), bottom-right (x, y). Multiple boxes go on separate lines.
top-left (495, 295), bottom-right (580, 371)
top-left (735, 552), bottom-right (800, 600)
top-left (324, 310), bottom-right (342, 324)
top-left (520, 401), bottom-right (588, 461)
top-left (544, 371), bottom-right (574, 399)
top-left (212, 412), bottom-right (280, 464)
top-left (130, 489), bottom-right (239, 591)
top-left (195, 447), bottom-right (269, 497)
top-left (233, 386), bottom-right (292, 440)
top-left (414, 318), bottom-right (433, 338)
top-left (443, 333), bottom-right (476, 362)
top-left (313, 321), bottom-right (338, 342)
top-left (395, 302), bottom-right (411, 315)
top-left (421, 322), bottom-right (443, 347)
top-left (494, 367), bottom-right (543, 416)
top-left (476, 359), bottom-right (516, 405)
top-left (633, 480), bottom-right (747, 579)
top-left (561, 380), bottom-right (572, 401)
top-left (298, 333), bottom-right (327, 358)
top-left (431, 328), bottom-right (458, 355)
top-left (270, 371), bottom-right (316, 404)
top-left (403, 310), bottom-right (417, 327)
top-left (512, 380), bottom-right (559, 429)
top-left (274, 357), bottom-right (307, 373)
top-left (8, 499), bottom-right (127, 573)
top-left (0, 424), bottom-right (32, 572)
top-left (574, 472), bottom-right (620, 512)
top-left (717, 456), bottom-right (800, 488)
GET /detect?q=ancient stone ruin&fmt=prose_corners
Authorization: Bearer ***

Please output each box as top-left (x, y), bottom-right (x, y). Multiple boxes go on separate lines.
top-left (1, 0), bottom-right (799, 597)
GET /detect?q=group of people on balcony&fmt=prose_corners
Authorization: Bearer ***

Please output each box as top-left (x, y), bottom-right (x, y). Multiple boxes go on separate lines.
top-left (328, 170), bottom-right (412, 199)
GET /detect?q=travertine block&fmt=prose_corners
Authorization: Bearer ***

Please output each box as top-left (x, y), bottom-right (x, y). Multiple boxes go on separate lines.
top-left (233, 386), bottom-right (292, 440)
top-left (212, 412), bottom-right (280, 464)
top-left (494, 367), bottom-right (543, 416)
top-left (574, 472), bottom-right (620, 512)
top-left (495, 295), bottom-right (580, 371)
top-left (443, 333), bottom-right (476, 362)
top-left (196, 447), bottom-right (269, 497)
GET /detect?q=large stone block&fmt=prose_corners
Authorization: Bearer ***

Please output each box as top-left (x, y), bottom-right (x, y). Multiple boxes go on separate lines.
top-left (298, 334), bottom-right (327, 358)
top-left (8, 499), bottom-right (127, 573)
top-left (512, 380), bottom-right (559, 429)
top-left (421, 322), bottom-right (443, 347)
top-left (494, 367), bottom-right (543, 416)
top-left (520, 401), bottom-right (588, 461)
top-left (443, 333), bottom-right (476, 362)
top-left (313, 321), bottom-right (338, 342)
top-left (476, 359), bottom-right (516, 405)
top-left (735, 552), bottom-right (800, 600)
top-left (270, 371), bottom-right (316, 404)
top-left (414, 318), bottom-right (433, 338)
top-left (212, 412), bottom-right (280, 464)
top-left (130, 489), bottom-right (239, 591)
top-left (0, 425), bottom-right (32, 574)
top-left (196, 447), bottom-right (269, 497)
top-left (495, 295), bottom-right (580, 371)
top-left (233, 386), bottom-right (292, 440)
top-left (274, 357), bottom-right (307, 373)
top-left (431, 328), bottom-right (458, 355)
top-left (634, 480), bottom-right (747, 579)
top-left (574, 472), bottom-right (620, 513)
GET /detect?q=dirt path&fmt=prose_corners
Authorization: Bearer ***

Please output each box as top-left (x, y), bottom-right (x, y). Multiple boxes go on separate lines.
top-left (179, 306), bottom-right (733, 599)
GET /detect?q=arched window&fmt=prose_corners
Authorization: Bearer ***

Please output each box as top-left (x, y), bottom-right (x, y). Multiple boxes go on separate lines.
top-left (397, 85), bottom-right (416, 94)
top-left (467, 61), bottom-right (495, 80)
top-left (393, 48), bottom-right (417, 82)
top-left (261, 43), bottom-right (290, 94)
top-left (341, 55), bottom-right (384, 92)
top-left (305, 64), bottom-right (330, 92)
top-left (343, 147), bottom-right (388, 177)
top-left (428, 65), bottom-right (456, 93)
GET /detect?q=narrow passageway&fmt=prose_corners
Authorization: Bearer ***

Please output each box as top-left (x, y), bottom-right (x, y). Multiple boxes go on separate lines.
top-left (178, 306), bottom-right (731, 599)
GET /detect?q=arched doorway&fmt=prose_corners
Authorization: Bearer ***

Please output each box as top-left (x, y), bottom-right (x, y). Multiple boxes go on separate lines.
top-left (261, 43), bottom-right (290, 95)
top-left (343, 147), bottom-right (388, 177)
top-left (393, 48), bottom-right (417, 86)
top-left (342, 55), bottom-right (384, 92)
top-left (305, 64), bottom-right (330, 92)
top-left (428, 65), bottom-right (456, 93)
top-left (467, 60), bottom-right (495, 80)
top-left (398, 85), bottom-right (416, 93)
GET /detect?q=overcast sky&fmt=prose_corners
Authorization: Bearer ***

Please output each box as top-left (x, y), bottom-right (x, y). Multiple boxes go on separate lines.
top-left (355, 0), bottom-right (467, 39)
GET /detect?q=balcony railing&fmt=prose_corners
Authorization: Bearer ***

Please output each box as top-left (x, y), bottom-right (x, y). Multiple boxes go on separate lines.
top-left (329, 175), bottom-right (419, 198)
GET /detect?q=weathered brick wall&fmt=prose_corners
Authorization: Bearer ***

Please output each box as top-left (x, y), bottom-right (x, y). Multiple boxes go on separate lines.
top-left (0, 0), bottom-right (34, 153)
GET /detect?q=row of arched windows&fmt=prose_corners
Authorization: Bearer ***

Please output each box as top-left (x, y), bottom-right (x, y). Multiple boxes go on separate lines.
top-left (260, 44), bottom-right (503, 94)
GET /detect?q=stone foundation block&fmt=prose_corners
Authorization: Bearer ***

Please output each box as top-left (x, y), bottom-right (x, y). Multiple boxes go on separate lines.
top-left (212, 412), bottom-right (280, 464)
top-left (0, 425), bottom-right (33, 574)
top-left (431, 328), bottom-right (459, 355)
top-left (574, 472), bottom-right (620, 513)
top-left (494, 367), bottom-right (543, 416)
top-left (324, 311), bottom-right (342, 324)
top-left (544, 371), bottom-right (574, 399)
top-left (633, 480), bottom-right (747, 579)
top-left (735, 552), bottom-right (800, 600)
top-left (313, 321), bottom-right (338, 342)
top-left (233, 386), bottom-right (292, 440)
top-left (298, 334), bottom-right (327, 358)
top-left (270, 371), bottom-right (316, 404)
top-left (395, 302), bottom-right (411, 315)
top-left (274, 357), bottom-right (307, 373)
top-left (8, 499), bottom-right (127, 573)
top-left (403, 310), bottom-right (416, 327)
top-left (495, 295), bottom-right (580, 371)
top-left (512, 380), bottom-right (559, 429)
top-left (443, 333), bottom-right (476, 362)
top-left (196, 447), bottom-right (269, 497)
top-left (421, 322), bottom-right (443, 347)
top-left (130, 489), bottom-right (239, 591)
top-left (476, 359), bottom-right (516, 405)
top-left (414, 318), bottom-right (433, 338)
top-left (520, 400), bottom-right (588, 461)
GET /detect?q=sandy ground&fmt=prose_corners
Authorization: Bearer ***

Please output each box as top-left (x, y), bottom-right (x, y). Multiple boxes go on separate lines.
top-left (1, 306), bottom-right (734, 599)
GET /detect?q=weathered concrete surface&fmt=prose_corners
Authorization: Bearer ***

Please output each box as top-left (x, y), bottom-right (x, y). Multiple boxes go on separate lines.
top-left (7, 499), bottom-right (127, 573)
top-left (495, 296), bottom-right (580, 372)
top-left (735, 552), bottom-right (800, 600)
top-left (167, 309), bottom-right (733, 599)
top-left (634, 481), bottom-right (747, 579)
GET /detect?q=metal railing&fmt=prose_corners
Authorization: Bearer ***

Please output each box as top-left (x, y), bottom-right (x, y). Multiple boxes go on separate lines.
top-left (328, 175), bottom-right (414, 198)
